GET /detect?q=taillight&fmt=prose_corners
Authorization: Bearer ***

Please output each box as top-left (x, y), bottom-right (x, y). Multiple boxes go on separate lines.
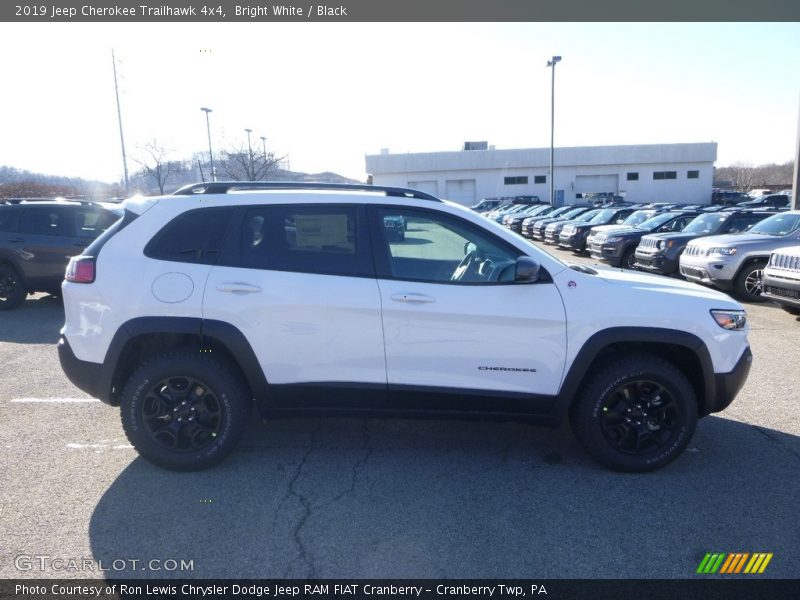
top-left (65, 256), bottom-right (96, 283)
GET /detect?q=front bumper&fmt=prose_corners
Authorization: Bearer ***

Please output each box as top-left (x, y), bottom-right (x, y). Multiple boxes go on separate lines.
top-left (634, 251), bottom-right (680, 275)
top-left (679, 254), bottom-right (738, 290)
top-left (589, 241), bottom-right (624, 265)
top-left (708, 346), bottom-right (752, 415)
top-left (559, 231), bottom-right (588, 252)
top-left (762, 273), bottom-right (800, 309)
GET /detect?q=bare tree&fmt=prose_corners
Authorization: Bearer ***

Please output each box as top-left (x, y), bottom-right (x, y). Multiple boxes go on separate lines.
top-left (218, 140), bottom-right (283, 181)
top-left (134, 140), bottom-right (187, 194)
top-left (727, 162), bottom-right (759, 193)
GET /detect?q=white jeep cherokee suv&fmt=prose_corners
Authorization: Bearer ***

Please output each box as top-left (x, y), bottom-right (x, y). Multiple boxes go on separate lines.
top-left (58, 183), bottom-right (752, 472)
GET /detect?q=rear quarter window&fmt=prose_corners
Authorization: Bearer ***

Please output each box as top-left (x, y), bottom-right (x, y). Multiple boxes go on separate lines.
top-left (144, 207), bottom-right (235, 265)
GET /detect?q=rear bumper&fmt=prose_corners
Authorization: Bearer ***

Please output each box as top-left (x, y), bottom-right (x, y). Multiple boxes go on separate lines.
top-left (58, 335), bottom-right (112, 404)
top-left (707, 346), bottom-right (752, 415)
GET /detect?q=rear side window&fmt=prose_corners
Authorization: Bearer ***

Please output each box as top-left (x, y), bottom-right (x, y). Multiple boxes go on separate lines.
top-left (0, 208), bottom-right (20, 232)
top-left (18, 207), bottom-right (69, 236)
top-left (233, 205), bottom-right (372, 277)
top-left (145, 207), bottom-right (234, 265)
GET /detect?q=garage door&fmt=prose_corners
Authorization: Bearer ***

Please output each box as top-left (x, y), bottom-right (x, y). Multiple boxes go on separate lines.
top-left (444, 179), bottom-right (477, 206)
top-left (575, 174), bottom-right (619, 195)
top-left (408, 180), bottom-right (438, 196)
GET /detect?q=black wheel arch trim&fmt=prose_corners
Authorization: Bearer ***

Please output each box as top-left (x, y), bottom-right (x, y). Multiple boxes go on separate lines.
top-left (552, 327), bottom-right (716, 419)
top-left (92, 317), bottom-right (268, 405)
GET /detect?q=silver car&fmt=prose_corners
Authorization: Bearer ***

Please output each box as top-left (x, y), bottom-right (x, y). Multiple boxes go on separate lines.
top-left (679, 211), bottom-right (800, 301)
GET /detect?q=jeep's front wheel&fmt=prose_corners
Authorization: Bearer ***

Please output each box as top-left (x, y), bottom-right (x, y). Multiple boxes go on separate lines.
top-left (120, 351), bottom-right (250, 471)
top-left (734, 260), bottom-right (766, 302)
top-left (570, 356), bottom-right (698, 472)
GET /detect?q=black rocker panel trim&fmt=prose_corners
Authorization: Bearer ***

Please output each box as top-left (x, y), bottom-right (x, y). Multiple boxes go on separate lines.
top-left (552, 326), bottom-right (715, 419)
top-left (260, 381), bottom-right (559, 425)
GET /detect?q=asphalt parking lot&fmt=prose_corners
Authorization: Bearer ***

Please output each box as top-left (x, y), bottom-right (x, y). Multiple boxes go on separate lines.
top-left (1, 243), bottom-right (799, 579)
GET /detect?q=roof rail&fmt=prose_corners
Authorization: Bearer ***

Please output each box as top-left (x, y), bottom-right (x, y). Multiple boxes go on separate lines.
top-left (171, 181), bottom-right (441, 202)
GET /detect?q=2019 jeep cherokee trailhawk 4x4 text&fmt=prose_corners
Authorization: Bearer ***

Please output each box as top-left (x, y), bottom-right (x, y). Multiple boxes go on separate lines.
top-left (58, 182), bottom-right (752, 472)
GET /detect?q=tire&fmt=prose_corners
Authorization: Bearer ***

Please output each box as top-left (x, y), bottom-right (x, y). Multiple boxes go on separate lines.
top-left (0, 265), bottom-right (26, 310)
top-left (733, 260), bottom-right (767, 302)
top-left (569, 355), bottom-right (698, 472)
top-left (621, 248), bottom-right (637, 270)
top-left (120, 350), bottom-right (251, 471)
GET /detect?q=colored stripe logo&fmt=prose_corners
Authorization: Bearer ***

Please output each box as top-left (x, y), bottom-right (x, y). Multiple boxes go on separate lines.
top-left (697, 552), bottom-right (773, 574)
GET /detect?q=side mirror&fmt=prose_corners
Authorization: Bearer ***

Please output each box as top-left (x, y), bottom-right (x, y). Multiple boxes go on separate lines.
top-left (515, 256), bottom-right (541, 282)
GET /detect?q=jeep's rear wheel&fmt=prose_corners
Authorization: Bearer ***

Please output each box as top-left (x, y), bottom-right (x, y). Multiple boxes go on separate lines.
top-left (734, 260), bottom-right (766, 302)
top-left (570, 356), bottom-right (698, 472)
top-left (120, 351), bottom-right (250, 471)
top-left (0, 265), bottom-right (26, 310)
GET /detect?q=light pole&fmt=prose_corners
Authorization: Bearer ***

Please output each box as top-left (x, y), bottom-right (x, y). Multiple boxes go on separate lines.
top-left (546, 55), bottom-right (561, 206)
top-left (200, 107), bottom-right (215, 182)
top-left (260, 136), bottom-right (267, 158)
top-left (245, 128), bottom-right (254, 180)
top-left (112, 50), bottom-right (130, 195)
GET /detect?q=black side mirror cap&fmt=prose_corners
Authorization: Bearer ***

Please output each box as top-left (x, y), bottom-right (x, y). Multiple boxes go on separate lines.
top-left (515, 256), bottom-right (541, 282)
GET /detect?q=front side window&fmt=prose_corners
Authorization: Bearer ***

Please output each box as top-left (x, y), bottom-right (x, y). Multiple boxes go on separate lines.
top-left (236, 205), bottom-right (371, 277)
top-left (18, 207), bottom-right (69, 236)
top-left (0, 208), bottom-right (20, 232)
top-left (373, 207), bottom-right (520, 284)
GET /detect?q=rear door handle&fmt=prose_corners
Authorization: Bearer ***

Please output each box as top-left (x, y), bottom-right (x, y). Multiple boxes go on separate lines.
top-left (9, 238), bottom-right (24, 243)
top-left (390, 292), bottom-right (436, 304)
top-left (216, 282), bottom-right (262, 295)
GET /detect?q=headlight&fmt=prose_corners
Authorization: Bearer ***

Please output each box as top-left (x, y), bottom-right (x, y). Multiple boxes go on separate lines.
top-left (710, 309), bottom-right (747, 330)
top-left (657, 240), bottom-right (674, 250)
top-left (709, 247), bottom-right (737, 256)
top-left (563, 226), bottom-right (575, 234)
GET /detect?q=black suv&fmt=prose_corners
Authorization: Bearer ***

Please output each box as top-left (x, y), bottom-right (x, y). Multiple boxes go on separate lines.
top-left (0, 200), bottom-right (120, 309)
top-left (736, 194), bottom-right (790, 209)
top-left (557, 206), bottom-right (636, 253)
top-left (588, 210), bottom-right (701, 269)
top-left (635, 210), bottom-right (772, 276)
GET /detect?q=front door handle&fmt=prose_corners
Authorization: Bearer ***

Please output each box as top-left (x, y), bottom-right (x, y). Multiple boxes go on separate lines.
top-left (390, 292), bottom-right (436, 304)
top-left (216, 282), bottom-right (262, 295)
top-left (8, 238), bottom-right (24, 243)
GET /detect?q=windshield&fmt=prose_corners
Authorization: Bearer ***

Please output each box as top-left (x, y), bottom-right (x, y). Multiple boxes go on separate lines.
top-left (575, 209), bottom-right (601, 222)
top-left (748, 213), bottom-right (800, 236)
top-left (682, 213), bottom-right (727, 234)
top-left (526, 204), bottom-right (551, 216)
top-left (589, 208), bottom-right (616, 223)
top-left (622, 210), bottom-right (656, 227)
top-left (548, 205), bottom-right (577, 218)
top-left (559, 207), bottom-right (589, 219)
top-left (638, 212), bottom-right (682, 231)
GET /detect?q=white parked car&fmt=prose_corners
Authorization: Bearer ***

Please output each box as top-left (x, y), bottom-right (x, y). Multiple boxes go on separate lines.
top-left (59, 182), bottom-right (752, 472)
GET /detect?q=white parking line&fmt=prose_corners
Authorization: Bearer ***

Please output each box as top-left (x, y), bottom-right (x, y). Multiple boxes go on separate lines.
top-left (9, 397), bottom-right (100, 403)
top-left (66, 443), bottom-right (133, 450)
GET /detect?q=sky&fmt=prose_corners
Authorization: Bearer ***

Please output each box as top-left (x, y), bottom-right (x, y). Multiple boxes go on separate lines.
top-left (0, 22), bottom-right (798, 184)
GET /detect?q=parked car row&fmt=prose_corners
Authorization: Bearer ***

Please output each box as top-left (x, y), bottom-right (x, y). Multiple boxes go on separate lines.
top-left (493, 198), bottom-right (800, 313)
